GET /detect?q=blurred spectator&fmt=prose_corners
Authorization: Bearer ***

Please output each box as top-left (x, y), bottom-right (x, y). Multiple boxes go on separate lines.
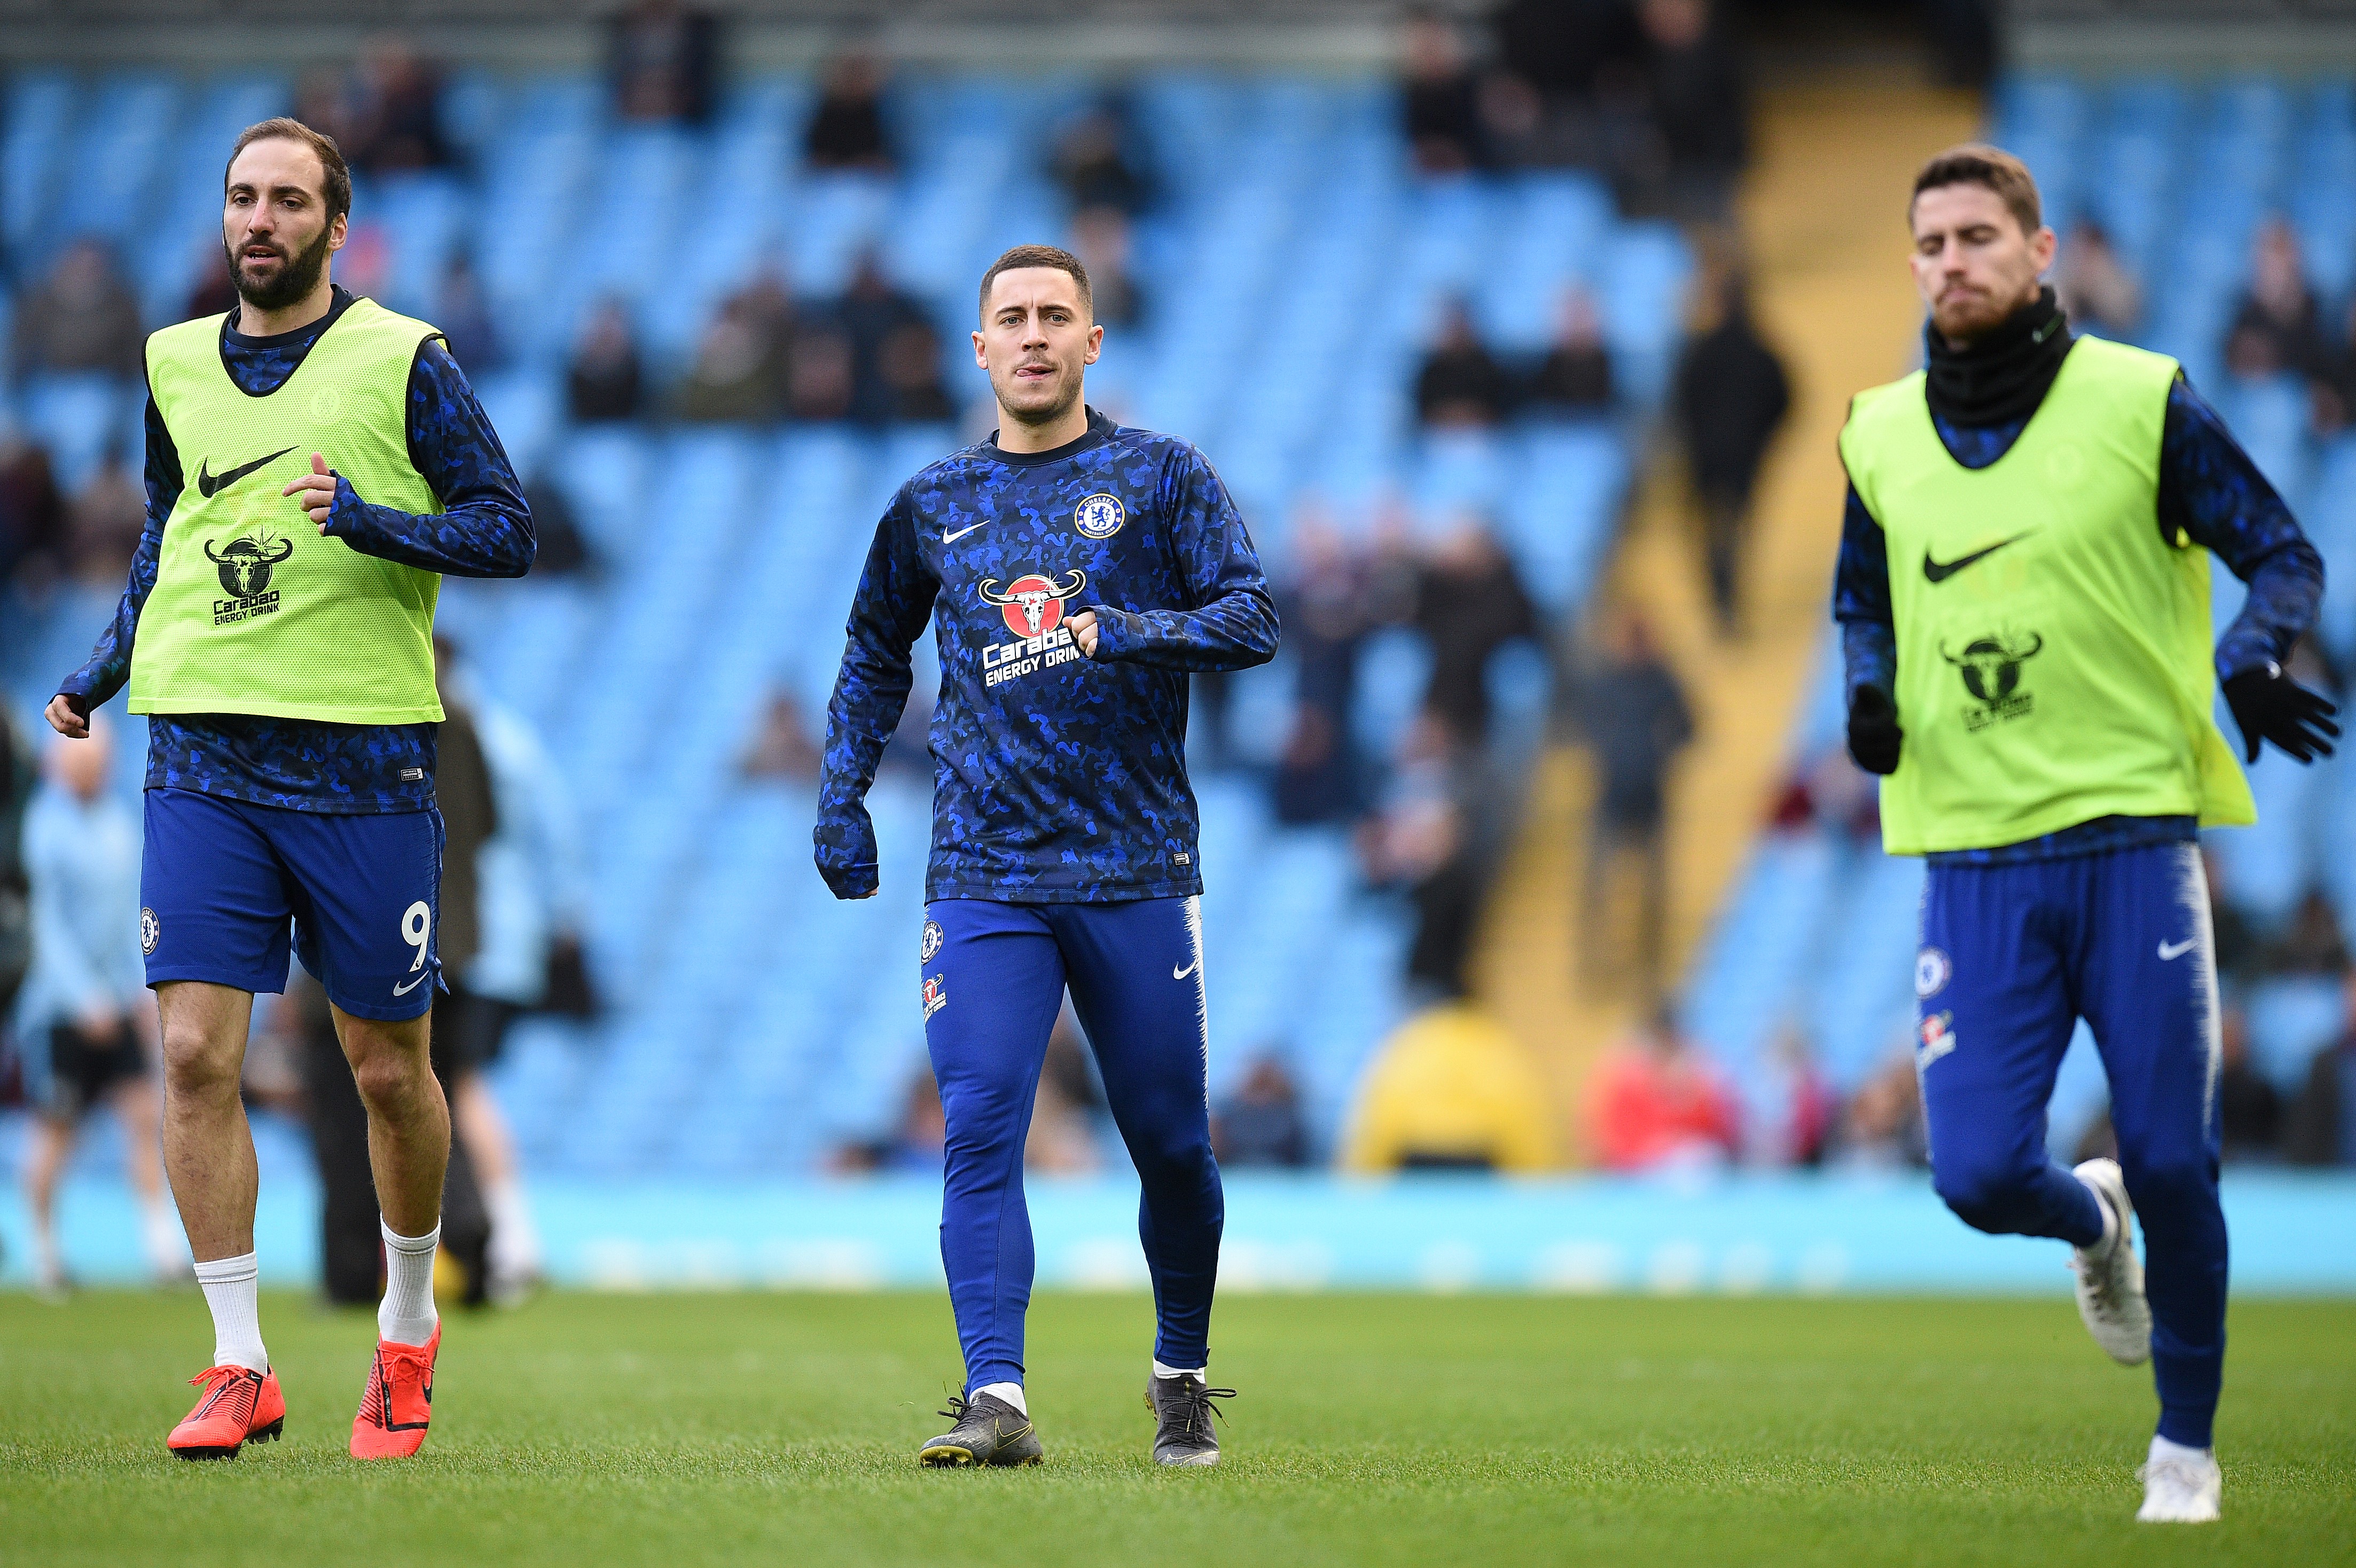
top-left (434, 251), bottom-right (503, 373)
top-left (1412, 520), bottom-right (1541, 740)
top-left (1625, 0), bottom-right (1748, 224)
top-left (742, 691), bottom-right (823, 781)
top-left (1415, 299), bottom-right (1513, 427)
top-left (2053, 220), bottom-right (2141, 340)
top-left (183, 236), bottom-right (239, 322)
top-left (1588, 1010), bottom-right (1737, 1171)
top-left (1402, 10), bottom-right (1484, 176)
top-left (65, 450), bottom-right (145, 585)
top-left (294, 67), bottom-right (353, 152)
top-left (2225, 219), bottom-right (2327, 382)
top-left (1052, 100), bottom-right (1154, 216)
top-left (566, 299), bottom-right (645, 424)
top-left (1359, 713), bottom-right (1485, 999)
top-left (1572, 608), bottom-right (1692, 1004)
top-left (11, 238), bottom-right (144, 379)
top-left (1526, 286), bottom-right (1615, 414)
top-left (1070, 207), bottom-right (1147, 331)
top-left (1272, 515), bottom-right (1377, 825)
top-left (2203, 848), bottom-right (2264, 988)
top-left (1342, 1001), bottom-right (1556, 1171)
top-left (1486, 0), bottom-right (1640, 167)
top-left (839, 251), bottom-right (932, 426)
top-left (1212, 1057), bottom-right (1310, 1168)
top-left (341, 36), bottom-right (452, 176)
top-left (1029, 1014), bottom-right (1105, 1174)
top-left (13, 719), bottom-right (183, 1294)
top-left (879, 320), bottom-right (956, 424)
top-left (1826, 1050), bottom-right (1928, 1170)
top-left (2269, 889), bottom-right (2350, 977)
top-left (519, 475), bottom-right (591, 576)
top-left (805, 53), bottom-right (893, 173)
top-left (1766, 741), bottom-right (1880, 843)
top-left (0, 708), bottom-right (32, 1029)
top-left (610, 0), bottom-right (719, 126)
top-left (0, 437), bottom-right (69, 586)
top-left (1757, 1024), bottom-right (1834, 1167)
top-left (679, 276), bottom-right (793, 423)
top-left (1672, 265), bottom-right (1789, 635)
top-left (2287, 970), bottom-right (2356, 1166)
top-left (2218, 1006), bottom-right (2283, 1163)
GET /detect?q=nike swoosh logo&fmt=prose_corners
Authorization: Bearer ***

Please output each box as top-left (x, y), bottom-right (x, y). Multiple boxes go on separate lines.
top-left (1922, 531), bottom-right (2034, 584)
top-left (942, 522), bottom-right (989, 544)
top-left (2157, 938), bottom-right (2196, 961)
top-left (196, 445), bottom-right (298, 499)
top-left (1173, 960), bottom-right (1199, 981)
top-left (392, 972), bottom-right (431, 996)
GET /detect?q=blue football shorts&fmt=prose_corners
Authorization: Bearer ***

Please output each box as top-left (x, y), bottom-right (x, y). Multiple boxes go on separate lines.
top-left (140, 787), bottom-right (445, 1022)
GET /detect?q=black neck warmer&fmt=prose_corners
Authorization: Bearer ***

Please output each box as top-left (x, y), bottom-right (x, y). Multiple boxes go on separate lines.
top-left (1923, 284), bottom-right (2074, 428)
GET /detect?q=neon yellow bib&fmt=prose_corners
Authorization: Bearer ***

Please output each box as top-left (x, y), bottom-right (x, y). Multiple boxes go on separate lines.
top-left (1840, 336), bottom-right (2253, 854)
top-left (130, 297), bottom-right (445, 725)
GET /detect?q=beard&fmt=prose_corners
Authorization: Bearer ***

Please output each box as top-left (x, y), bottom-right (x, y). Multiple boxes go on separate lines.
top-left (226, 223), bottom-right (335, 314)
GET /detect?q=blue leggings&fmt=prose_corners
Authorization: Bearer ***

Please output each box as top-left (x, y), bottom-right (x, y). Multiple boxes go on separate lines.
top-left (1918, 841), bottom-right (2227, 1448)
top-left (922, 896), bottom-right (1223, 1393)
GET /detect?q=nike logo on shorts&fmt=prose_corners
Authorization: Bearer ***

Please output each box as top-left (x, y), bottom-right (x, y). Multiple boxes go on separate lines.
top-left (1173, 960), bottom-right (1199, 981)
top-left (1922, 531), bottom-right (2034, 584)
top-left (392, 973), bottom-right (431, 996)
top-left (196, 445), bottom-right (298, 498)
top-left (2157, 938), bottom-right (2196, 961)
top-left (942, 522), bottom-right (989, 544)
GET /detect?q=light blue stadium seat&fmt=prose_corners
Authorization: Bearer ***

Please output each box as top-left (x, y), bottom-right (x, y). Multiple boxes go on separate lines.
top-left (2242, 976), bottom-right (2344, 1095)
top-left (2, 70), bottom-right (78, 258)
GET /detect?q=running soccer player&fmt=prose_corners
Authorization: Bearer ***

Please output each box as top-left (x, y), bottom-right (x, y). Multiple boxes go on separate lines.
top-left (1834, 146), bottom-right (2334, 1524)
top-left (43, 118), bottom-right (533, 1460)
top-left (816, 244), bottom-right (1278, 1468)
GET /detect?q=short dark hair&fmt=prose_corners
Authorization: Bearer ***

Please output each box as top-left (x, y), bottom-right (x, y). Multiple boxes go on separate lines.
top-left (979, 244), bottom-right (1091, 320)
top-left (224, 117), bottom-right (353, 225)
top-left (1911, 143), bottom-right (2041, 238)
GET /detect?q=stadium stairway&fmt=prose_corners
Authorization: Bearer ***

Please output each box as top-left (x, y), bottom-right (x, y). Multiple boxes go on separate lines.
top-left (1468, 74), bottom-right (1982, 1163)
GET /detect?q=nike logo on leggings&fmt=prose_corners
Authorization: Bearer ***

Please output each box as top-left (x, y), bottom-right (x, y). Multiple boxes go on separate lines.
top-left (2157, 938), bottom-right (2196, 961)
top-left (1173, 960), bottom-right (1199, 981)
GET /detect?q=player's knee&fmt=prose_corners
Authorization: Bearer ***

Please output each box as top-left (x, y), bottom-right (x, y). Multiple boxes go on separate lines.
top-left (1132, 1131), bottom-right (1217, 1194)
top-left (1932, 1155), bottom-right (2039, 1234)
top-left (346, 1038), bottom-right (433, 1114)
top-left (159, 1024), bottom-right (240, 1101)
top-left (2120, 1153), bottom-right (2217, 1220)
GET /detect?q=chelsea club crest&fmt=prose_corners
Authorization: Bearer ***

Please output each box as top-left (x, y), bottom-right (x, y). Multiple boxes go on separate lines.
top-left (1074, 492), bottom-right (1125, 539)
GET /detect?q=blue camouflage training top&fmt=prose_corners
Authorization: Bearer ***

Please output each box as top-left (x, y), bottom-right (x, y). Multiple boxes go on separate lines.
top-left (57, 286), bottom-right (533, 813)
top-left (816, 408), bottom-right (1280, 903)
top-left (1833, 355), bottom-right (2324, 866)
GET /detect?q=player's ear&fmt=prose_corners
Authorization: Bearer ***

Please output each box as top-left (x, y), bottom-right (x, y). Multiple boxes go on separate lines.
top-left (1083, 323), bottom-right (1103, 365)
top-left (971, 329), bottom-right (989, 369)
top-left (327, 210), bottom-right (348, 253)
top-left (2030, 223), bottom-right (2057, 275)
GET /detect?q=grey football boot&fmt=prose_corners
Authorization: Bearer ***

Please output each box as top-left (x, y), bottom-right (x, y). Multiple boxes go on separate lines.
top-left (1146, 1374), bottom-right (1234, 1467)
top-left (919, 1392), bottom-right (1043, 1468)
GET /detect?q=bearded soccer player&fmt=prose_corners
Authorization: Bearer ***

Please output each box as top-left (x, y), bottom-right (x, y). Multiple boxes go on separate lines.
top-left (816, 245), bottom-right (1278, 1468)
top-left (44, 119), bottom-right (533, 1460)
top-left (1835, 146), bottom-right (2333, 1524)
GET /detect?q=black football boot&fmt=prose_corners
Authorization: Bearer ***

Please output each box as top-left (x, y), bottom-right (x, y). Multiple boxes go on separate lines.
top-left (918, 1392), bottom-right (1043, 1468)
top-left (1146, 1374), bottom-right (1234, 1468)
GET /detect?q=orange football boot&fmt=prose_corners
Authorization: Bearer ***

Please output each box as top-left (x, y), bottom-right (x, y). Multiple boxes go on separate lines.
top-left (350, 1323), bottom-right (440, 1459)
top-left (167, 1365), bottom-right (285, 1460)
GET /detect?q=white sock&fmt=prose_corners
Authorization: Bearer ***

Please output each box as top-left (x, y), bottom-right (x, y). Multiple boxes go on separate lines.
top-left (976, 1380), bottom-right (1027, 1416)
top-left (193, 1252), bottom-right (267, 1371)
top-left (483, 1178), bottom-right (541, 1276)
top-left (1153, 1360), bottom-right (1208, 1381)
top-left (140, 1196), bottom-right (185, 1274)
top-left (32, 1212), bottom-right (61, 1279)
top-left (2149, 1433), bottom-right (2214, 1464)
top-left (378, 1220), bottom-right (442, 1347)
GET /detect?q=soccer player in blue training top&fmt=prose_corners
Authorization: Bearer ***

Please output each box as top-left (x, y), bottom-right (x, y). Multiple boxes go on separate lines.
top-left (816, 244), bottom-right (1279, 1468)
top-left (1835, 146), bottom-right (2334, 1524)
top-left (44, 119), bottom-right (532, 1461)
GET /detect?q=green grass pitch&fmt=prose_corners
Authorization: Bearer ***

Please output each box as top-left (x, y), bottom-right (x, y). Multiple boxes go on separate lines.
top-left (2, 1290), bottom-right (2350, 1566)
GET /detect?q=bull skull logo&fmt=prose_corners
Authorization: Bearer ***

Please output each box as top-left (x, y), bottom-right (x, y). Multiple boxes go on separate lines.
top-left (203, 530), bottom-right (295, 599)
top-left (977, 569), bottom-right (1087, 639)
top-left (1941, 632), bottom-right (2043, 705)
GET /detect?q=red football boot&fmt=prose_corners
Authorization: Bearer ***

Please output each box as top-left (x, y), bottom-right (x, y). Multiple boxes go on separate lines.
top-left (167, 1365), bottom-right (285, 1460)
top-left (350, 1323), bottom-right (440, 1459)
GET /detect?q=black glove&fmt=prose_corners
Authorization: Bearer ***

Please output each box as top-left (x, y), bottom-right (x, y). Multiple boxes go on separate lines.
top-left (1847, 685), bottom-right (1903, 775)
top-left (2222, 662), bottom-right (2340, 764)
